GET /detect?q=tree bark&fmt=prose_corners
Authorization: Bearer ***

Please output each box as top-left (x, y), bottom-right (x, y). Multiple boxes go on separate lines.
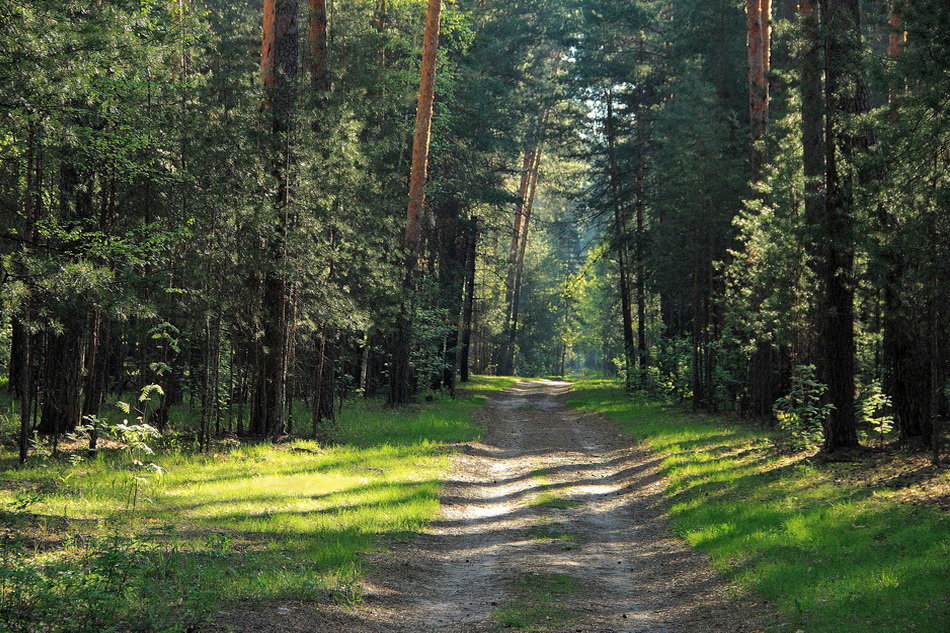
top-left (307, 0), bottom-right (330, 92)
top-left (604, 89), bottom-right (636, 390)
top-left (404, 0), bottom-right (442, 258)
top-left (504, 143), bottom-right (543, 374)
top-left (252, 0), bottom-right (299, 437)
top-left (459, 217), bottom-right (478, 383)
top-left (746, 0), bottom-right (771, 177)
top-left (389, 0), bottom-right (442, 405)
top-left (818, 0), bottom-right (861, 451)
top-left (498, 145), bottom-right (537, 375)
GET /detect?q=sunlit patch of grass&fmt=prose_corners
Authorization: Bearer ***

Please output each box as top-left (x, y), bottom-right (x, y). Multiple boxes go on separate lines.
top-left (494, 573), bottom-right (579, 630)
top-left (529, 491), bottom-right (579, 510)
top-left (0, 375), bottom-right (509, 633)
top-left (568, 379), bottom-right (950, 633)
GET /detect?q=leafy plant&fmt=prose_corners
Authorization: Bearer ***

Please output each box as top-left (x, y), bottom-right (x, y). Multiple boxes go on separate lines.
top-left (774, 365), bottom-right (833, 450)
top-left (858, 381), bottom-right (894, 446)
top-left (79, 385), bottom-right (167, 514)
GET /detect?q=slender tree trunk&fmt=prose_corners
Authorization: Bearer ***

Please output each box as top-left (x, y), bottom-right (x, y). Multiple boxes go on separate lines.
top-left (459, 218), bottom-right (478, 382)
top-left (389, 0), bottom-right (443, 405)
top-left (633, 40), bottom-right (650, 386)
top-left (604, 90), bottom-right (636, 390)
top-left (82, 311), bottom-right (109, 440)
top-left (505, 144), bottom-right (543, 374)
top-left (436, 199), bottom-right (465, 395)
top-left (307, 0), bottom-right (330, 92)
top-left (312, 333), bottom-right (335, 437)
top-left (18, 315), bottom-right (32, 464)
top-left (746, 0), bottom-right (780, 416)
top-left (499, 145), bottom-right (536, 375)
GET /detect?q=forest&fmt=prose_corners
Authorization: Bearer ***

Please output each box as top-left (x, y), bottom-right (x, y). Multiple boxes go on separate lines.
top-left (0, 1), bottom-right (947, 632)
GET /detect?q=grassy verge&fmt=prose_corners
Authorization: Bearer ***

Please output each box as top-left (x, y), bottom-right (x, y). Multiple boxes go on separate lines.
top-left (0, 376), bottom-right (516, 633)
top-left (568, 379), bottom-right (949, 633)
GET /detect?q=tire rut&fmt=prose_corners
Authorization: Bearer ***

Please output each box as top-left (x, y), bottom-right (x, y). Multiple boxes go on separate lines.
top-left (216, 379), bottom-right (768, 632)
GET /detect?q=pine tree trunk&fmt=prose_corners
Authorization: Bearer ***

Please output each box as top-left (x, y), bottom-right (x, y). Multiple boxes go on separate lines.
top-left (307, 0), bottom-right (330, 92)
top-left (879, 6), bottom-right (931, 446)
top-left (459, 218), bottom-right (478, 383)
top-left (604, 90), bottom-right (636, 390)
top-left (499, 146), bottom-right (536, 375)
top-left (81, 311), bottom-right (109, 428)
top-left (436, 199), bottom-right (465, 394)
top-left (746, 0), bottom-right (771, 177)
top-left (819, 0), bottom-right (861, 451)
top-left (389, 0), bottom-right (442, 405)
top-left (504, 145), bottom-right (543, 374)
top-left (252, 0), bottom-right (299, 437)
top-left (633, 42), bottom-right (650, 385)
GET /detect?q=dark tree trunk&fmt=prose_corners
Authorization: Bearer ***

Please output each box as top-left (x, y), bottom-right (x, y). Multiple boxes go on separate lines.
top-left (878, 6), bottom-right (932, 446)
top-left (459, 218), bottom-right (478, 383)
top-left (311, 333), bottom-right (335, 438)
top-left (9, 320), bottom-right (26, 398)
top-left (82, 311), bottom-right (109, 430)
top-left (818, 0), bottom-right (862, 451)
top-left (436, 200), bottom-right (465, 394)
top-left (605, 90), bottom-right (636, 390)
top-left (632, 48), bottom-right (650, 386)
top-left (38, 314), bottom-right (86, 436)
top-left (253, 0), bottom-right (299, 437)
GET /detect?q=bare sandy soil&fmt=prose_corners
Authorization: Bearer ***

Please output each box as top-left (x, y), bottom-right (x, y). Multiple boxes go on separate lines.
top-left (216, 380), bottom-right (768, 632)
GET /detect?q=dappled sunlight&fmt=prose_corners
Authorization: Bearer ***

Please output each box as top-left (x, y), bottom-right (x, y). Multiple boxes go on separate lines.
top-left (570, 379), bottom-right (949, 633)
top-left (0, 377), bottom-right (518, 626)
top-left (345, 378), bottom-right (763, 633)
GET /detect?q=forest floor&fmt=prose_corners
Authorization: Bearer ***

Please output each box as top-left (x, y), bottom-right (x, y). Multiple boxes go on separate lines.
top-left (215, 379), bottom-right (768, 633)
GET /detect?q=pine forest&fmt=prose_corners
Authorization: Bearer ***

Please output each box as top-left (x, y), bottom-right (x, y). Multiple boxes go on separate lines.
top-left (0, 1), bottom-right (946, 632)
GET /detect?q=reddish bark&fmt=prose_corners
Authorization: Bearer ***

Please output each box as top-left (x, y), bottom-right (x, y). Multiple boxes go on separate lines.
top-left (308, 0), bottom-right (330, 91)
top-left (253, 0), bottom-right (299, 437)
top-left (746, 0), bottom-right (771, 176)
top-left (390, 0), bottom-right (443, 405)
top-left (404, 0), bottom-right (443, 256)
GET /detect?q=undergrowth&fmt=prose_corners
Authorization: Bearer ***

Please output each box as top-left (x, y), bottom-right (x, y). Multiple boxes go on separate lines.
top-left (0, 376), bottom-right (516, 633)
top-left (568, 379), bottom-right (949, 633)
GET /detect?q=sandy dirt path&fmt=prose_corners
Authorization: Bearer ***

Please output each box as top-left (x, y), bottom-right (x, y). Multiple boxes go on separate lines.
top-left (221, 380), bottom-right (767, 632)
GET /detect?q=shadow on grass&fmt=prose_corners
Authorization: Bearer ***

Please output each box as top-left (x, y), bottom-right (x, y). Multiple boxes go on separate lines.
top-left (0, 377), bottom-right (511, 633)
top-left (568, 380), bottom-right (950, 633)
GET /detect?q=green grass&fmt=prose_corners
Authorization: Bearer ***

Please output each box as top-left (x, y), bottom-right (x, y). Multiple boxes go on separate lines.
top-left (568, 379), bottom-right (950, 633)
top-left (0, 376), bottom-right (516, 633)
top-left (493, 573), bottom-right (578, 631)
top-left (528, 491), bottom-right (579, 510)
top-left (525, 520), bottom-right (578, 546)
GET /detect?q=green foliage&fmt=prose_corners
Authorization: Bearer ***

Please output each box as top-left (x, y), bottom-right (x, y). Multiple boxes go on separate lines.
top-left (858, 381), bottom-right (894, 446)
top-left (774, 365), bottom-right (833, 451)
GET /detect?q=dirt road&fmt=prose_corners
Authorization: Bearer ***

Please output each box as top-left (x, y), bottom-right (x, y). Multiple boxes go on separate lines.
top-left (226, 379), bottom-right (766, 632)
